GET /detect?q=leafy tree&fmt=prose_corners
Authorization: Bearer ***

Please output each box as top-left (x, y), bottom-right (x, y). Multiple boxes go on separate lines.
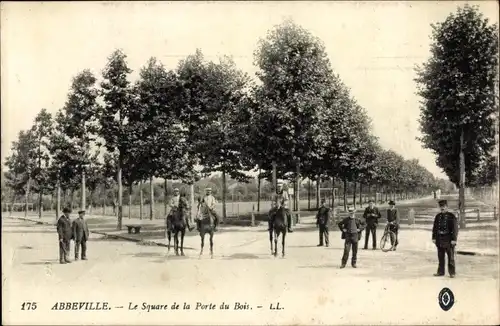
top-left (58, 69), bottom-right (100, 210)
top-left (416, 4), bottom-right (499, 227)
top-left (30, 109), bottom-right (54, 218)
top-left (97, 49), bottom-right (134, 230)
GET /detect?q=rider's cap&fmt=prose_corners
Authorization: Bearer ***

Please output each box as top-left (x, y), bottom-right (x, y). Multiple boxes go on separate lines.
top-left (368, 200), bottom-right (374, 203)
top-left (388, 200), bottom-right (395, 205)
top-left (78, 210), bottom-right (86, 215)
top-left (205, 187), bottom-right (212, 191)
top-left (347, 206), bottom-right (356, 213)
top-left (63, 207), bottom-right (72, 214)
top-left (438, 199), bottom-right (448, 207)
top-left (174, 188), bottom-right (179, 191)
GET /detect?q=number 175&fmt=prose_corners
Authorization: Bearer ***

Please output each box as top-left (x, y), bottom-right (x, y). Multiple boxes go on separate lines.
top-left (21, 302), bottom-right (37, 310)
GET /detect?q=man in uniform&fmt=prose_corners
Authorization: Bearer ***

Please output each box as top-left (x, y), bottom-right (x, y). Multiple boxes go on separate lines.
top-left (268, 182), bottom-right (293, 233)
top-left (316, 198), bottom-right (331, 247)
top-left (432, 199), bottom-right (458, 278)
top-left (57, 207), bottom-right (73, 264)
top-left (338, 207), bottom-right (365, 268)
top-left (201, 188), bottom-right (219, 231)
top-left (362, 200), bottom-right (381, 250)
top-left (72, 210), bottom-right (90, 260)
top-left (386, 200), bottom-right (400, 251)
top-left (167, 188), bottom-right (194, 232)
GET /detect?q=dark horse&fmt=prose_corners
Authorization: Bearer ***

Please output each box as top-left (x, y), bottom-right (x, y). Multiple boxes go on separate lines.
top-left (167, 205), bottom-right (187, 256)
top-left (197, 201), bottom-right (216, 259)
top-left (269, 206), bottom-right (287, 257)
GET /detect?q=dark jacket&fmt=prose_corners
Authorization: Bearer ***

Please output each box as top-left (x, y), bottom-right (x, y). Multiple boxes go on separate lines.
top-left (387, 208), bottom-right (400, 226)
top-left (363, 206), bottom-right (381, 226)
top-left (72, 217), bottom-right (89, 242)
top-left (316, 206), bottom-right (331, 226)
top-left (338, 217), bottom-right (365, 241)
top-left (432, 211), bottom-right (458, 247)
top-left (57, 215), bottom-right (72, 241)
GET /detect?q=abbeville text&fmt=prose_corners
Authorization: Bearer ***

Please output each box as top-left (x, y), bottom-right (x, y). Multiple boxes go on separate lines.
top-left (51, 302), bottom-right (110, 310)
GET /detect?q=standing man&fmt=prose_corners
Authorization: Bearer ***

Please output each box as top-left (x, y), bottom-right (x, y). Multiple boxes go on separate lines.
top-left (386, 200), bottom-right (400, 251)
top-left (72, 210), bottom-right (90, 260)
top-left (203, 188), bottom-right (219, 231)
top-left (57, 207), bottom-right (73, 264)
top-left (338, 207), bottom-right (365, 268)
top-left (316, 198), bottom-right (331, 247)
top-left (363, 200), bottom-right (381, 250)
top-left (432, 199), bottom-right (458, 278)
top-left (268, 182), bottom-right (293, 233)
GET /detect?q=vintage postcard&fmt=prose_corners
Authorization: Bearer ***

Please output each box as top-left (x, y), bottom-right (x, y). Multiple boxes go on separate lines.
top-left (2, 1), bottom-right (499, 325)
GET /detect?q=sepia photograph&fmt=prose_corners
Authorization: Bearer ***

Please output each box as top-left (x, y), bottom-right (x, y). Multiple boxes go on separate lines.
top-left (1, 1), bottom-right (499, 325)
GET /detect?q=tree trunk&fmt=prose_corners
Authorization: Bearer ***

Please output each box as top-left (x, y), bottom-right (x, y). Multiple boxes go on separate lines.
top-left (128, 184), bottom-right (132, 219)
top-left (81, 170), bottom-right (86, 211)
top-left (272, 161), bottom-right (277, 192)
top-left (353, 181), bottom-right (357, 209)
top-left (308, 179), bottom-right (311, 210)
top-left (117, 166), bottom-right (123, 230)
top-left (149, 176), bottom-right (154, 220)
top-left (295, 163), bottom-right (300, 225)
top-left (459, 130), bottom-right (466, 228)
top-left (139, 181), bottom-right (143, 220)
top-left (190, 184), bottom-right (195, 223)
top-left (56, 181), bottom-right (61, 220)
top-left (222, 170), bottom-right (227, 221)
top-left (257, 168), bottom-right (261, 212)
top-left (343, 178), bottom-right (347, 211)
top-left (71, 189), bottom-right (75, 210)
top-left (24, 177), bottom-right (31, 217)
top-left (164, 179), bottom-right (168, 216)
top-left (359, 183), bottom-right (363, 208)
top-left (38, 192), bottom-right (43, 219)
top-left (316, 176), bottom-right (320, 209)
top-left (331, 177), bottom-right (335, 208)
top-left (88, 190), bottom-right (93, 216)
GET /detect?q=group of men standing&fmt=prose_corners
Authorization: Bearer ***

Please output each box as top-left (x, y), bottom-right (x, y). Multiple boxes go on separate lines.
top-left (314, 196), bottom-right (458, 277)
top-left (56, 208), bottom-right (90, 264)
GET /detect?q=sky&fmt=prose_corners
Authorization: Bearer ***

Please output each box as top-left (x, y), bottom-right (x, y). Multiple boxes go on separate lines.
top-left (1, 1), bottom-right (499, 180)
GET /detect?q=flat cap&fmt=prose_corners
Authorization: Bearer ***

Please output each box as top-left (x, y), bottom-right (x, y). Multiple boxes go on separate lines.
top-left (78, 210), bottom-right (86, 214)
top-left (438, 199), bottom-right (448, 206)
top-left (388, 200), bottom-right (395, 205)
top-left (173, 188), bottom-right (180, 191)
top-left (205, 187), bottom-right (212, 191)
top-left (62, 207), bottom-right (72, 214)
top-left (347, 206), bottom-right (356, 213)
top-left (368, 199), bottom-right (374, 203)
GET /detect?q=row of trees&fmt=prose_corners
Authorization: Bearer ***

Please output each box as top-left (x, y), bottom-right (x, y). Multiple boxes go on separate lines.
top-left (5, 19), bottom-right (445, 230)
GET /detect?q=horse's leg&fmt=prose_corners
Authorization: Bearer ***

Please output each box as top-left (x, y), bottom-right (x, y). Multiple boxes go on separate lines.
top-left (274, 231), bottom-right (278, 257)
top-left (209, 231), bottom-right (214, 259)
top-left (269, 229), bottom-right (274, 255)
top-left (167, 231), bottom-right (171, 254)
top-left (282, 231), bottom-right (286, 258)
top-left (175, 231), bottom-right (179, 256)
top-left (199, 231), bottom-right (205, 257)
top-left (180, 229), bottom-right (185, 256)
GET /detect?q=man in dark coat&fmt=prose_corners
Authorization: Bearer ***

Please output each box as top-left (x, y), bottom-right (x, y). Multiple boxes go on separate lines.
top-left (57, 207), bottom-right (73, 264)
top-left (386, 200), bottom-right (400, 250)
top-left (363, 200), bottom-right (381, 250)
top-left (316, 198), bottom-right (331, 247)
top-left (432, 199), bottom-right (459, 278)
top-left (72, 210), bottom-right (90, 260)
top-left (338, 207), bottom-right (366, 268)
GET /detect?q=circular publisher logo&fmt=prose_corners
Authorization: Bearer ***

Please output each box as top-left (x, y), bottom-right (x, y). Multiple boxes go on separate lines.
top-left (438, 287), bottom-right (455, 311)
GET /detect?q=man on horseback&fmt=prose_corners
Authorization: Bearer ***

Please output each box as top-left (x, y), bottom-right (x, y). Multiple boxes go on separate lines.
top-left (196, 188), bottom-right (219, 231)
top-left (167, 188), bottom-right (194, 232)
top-left (268, 182), bottom-right (293, 233)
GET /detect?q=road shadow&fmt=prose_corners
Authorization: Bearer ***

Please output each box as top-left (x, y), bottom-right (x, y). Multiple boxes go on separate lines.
top-left (123, 252), bottom-right (165, 258)
top-left (289, 245), bottom-right (326, 248)
top-left (23, 259), bottom-right (59, 266)
top-left (2, 229), bottom-right (55, 234)
top-left (298, 264), bottom-right (339, 269)
top-left (223, 253), bottom-right (263, 260)
top-left (18, 245), bottom-right (35, 250)
top-left (87, 236), bottom-right (127, 242)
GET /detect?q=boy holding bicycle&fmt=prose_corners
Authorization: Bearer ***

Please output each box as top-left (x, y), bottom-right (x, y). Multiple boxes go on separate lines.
top-left (386, 200), bottom-right (400, 250)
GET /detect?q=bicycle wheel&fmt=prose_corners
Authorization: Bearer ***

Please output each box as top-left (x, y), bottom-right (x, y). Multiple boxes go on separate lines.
top-left (380, 231), bottom-right (395, 252)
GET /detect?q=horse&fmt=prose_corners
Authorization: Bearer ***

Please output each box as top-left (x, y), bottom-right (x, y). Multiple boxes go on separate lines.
top-left (167, 206), bottom-right (187, 256)
top-left (269, 206), bottom-right (287, 257)
top-left (196, 201), bottom-right (216, 259)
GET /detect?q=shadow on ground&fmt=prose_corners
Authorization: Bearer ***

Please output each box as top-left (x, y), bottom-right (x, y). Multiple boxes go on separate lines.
top-left (223, 253), bottom-right (263, 260)
top-left (23, 259), bottom-right (60, 266)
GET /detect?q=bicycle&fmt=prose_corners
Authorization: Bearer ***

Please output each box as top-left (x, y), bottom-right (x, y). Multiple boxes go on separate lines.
top-left (380, 223), bottom-right (397, 252)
